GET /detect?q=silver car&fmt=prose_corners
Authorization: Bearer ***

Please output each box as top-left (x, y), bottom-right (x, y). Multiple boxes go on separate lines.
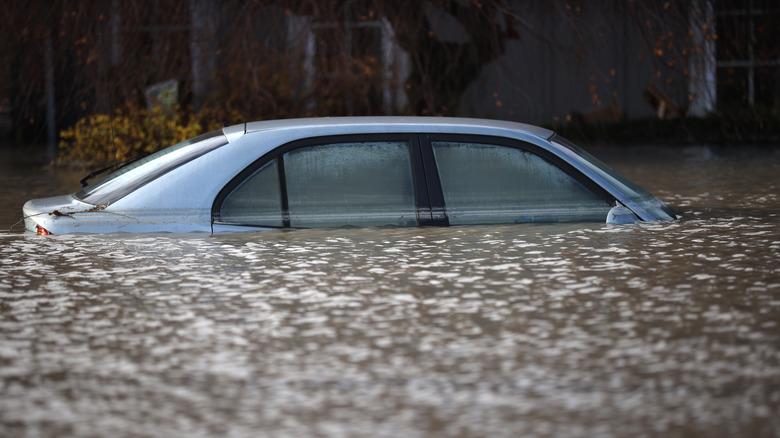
top-left (23, 117), bottom-right (677, 235)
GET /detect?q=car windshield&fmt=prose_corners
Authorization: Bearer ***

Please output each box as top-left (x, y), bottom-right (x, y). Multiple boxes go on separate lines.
top-left (550, 134), bottom-right (676, 219)
top-left (75, 129), bottom-right (229, 206)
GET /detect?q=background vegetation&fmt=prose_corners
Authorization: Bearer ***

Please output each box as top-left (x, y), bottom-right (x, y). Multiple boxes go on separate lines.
top-left (1, 0), bottom-right (777, 166)
top-left (57, 105), bottom-right (217, 165)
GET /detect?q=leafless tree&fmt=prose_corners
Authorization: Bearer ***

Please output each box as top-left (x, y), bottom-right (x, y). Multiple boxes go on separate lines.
top-left (0, 0), bottom-right (764, 145)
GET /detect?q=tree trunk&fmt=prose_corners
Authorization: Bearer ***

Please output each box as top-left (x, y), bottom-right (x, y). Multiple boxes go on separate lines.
top-left (44, 1), bottom-right (56, 159)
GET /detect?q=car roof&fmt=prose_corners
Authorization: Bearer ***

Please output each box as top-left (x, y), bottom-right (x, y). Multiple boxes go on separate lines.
top-left (239, 116), bottom-right (555, 141)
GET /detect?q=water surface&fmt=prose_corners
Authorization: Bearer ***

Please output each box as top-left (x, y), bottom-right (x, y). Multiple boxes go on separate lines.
top-left (1, 145), bottom-right (779, 437)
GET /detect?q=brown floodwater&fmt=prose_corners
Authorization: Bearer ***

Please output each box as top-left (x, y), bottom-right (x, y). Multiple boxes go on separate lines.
top-left (1, 144), bottom-right (779, 437)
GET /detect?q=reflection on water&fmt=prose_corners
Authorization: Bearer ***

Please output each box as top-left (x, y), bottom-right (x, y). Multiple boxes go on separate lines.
top-left (1, 146), bottom-right (779, 437)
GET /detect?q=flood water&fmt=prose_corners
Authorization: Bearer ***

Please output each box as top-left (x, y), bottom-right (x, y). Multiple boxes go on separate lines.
top-left (1, 144), bottom-right (779, 437)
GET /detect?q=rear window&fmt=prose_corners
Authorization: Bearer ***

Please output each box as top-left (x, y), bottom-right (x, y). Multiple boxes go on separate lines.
top-left (75, 129), bottom-right (229, 206)
top-left (217, 139), bottom-right (417, 228)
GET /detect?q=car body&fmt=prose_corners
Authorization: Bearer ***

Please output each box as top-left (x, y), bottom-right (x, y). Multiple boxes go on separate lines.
top-left (23, 117), bottom-right (677, 235)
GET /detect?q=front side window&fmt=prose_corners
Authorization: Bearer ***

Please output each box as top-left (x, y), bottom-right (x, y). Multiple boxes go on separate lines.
top-left (431, 141), bottom-right (611, 225)
top-left (284, 141), bottom-right (416, 228)
top-left (551, 135), bottom-right (676, 220)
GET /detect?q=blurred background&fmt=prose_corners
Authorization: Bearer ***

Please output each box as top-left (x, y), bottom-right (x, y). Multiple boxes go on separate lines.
top-left (2, 4), bottom-right (779, 436)
top-left (0, 0), bottom-right (778, 164)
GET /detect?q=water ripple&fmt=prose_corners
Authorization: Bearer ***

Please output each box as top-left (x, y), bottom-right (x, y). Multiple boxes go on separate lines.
top-left (2, 151), bottom-right (780, 437)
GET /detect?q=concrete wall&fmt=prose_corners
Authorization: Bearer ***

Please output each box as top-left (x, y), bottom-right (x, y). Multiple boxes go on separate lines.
top-left (458, 2), bottom-right (688, 125)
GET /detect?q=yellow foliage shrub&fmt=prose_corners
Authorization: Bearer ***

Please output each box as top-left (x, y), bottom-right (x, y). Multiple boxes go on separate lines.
top-left (57, 105), bottom-right (225, 166)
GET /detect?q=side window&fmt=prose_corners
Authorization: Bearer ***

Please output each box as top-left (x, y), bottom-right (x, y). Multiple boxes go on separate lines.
top-left (431, 141), bottom-right (611, 225)
top-left (220, 160), bottom-right (283, 227)
top-left (284, 141), bottom-right (416, 228)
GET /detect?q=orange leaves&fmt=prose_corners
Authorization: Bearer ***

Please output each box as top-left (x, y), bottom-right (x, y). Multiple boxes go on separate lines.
top-left (492, 92), bottom-right (502, 107)
top-left (588, 76), bottom-right (599, 105)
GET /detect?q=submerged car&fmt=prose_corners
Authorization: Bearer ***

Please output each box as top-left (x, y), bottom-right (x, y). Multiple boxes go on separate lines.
top-left (23, 117), bottom-right (676, 235)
